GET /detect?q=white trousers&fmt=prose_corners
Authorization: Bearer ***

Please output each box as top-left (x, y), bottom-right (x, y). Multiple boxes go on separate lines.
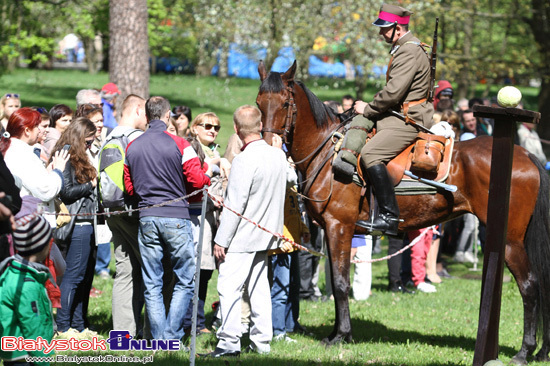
top-left (216, 251), bottom-right (272, 352)
top-left (352, 237), bottom-right (372, 301)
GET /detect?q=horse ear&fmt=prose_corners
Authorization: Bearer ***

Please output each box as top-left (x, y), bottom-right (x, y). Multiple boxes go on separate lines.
top-left (282, 60), bottom-right (297, 82)
top-left (258, 60), bottom-right (268, 81)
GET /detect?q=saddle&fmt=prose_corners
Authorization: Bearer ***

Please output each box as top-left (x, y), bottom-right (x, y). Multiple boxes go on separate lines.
top-left (357, 133), bottom-right (454, 187)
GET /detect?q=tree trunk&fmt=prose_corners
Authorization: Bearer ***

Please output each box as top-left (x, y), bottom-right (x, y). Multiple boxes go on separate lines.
top-left (527, 0), bottom-right (550, 151)
top-left (83, 37), bottom-right (96, 74)
top-left (109, 0), bottom-right (149, 101)
top-left (217, 43), bottom-right (228, 78)
top-left (265, 0), bottom-right (281, 68)
top-left (455, 3), bottom-right (475, 100)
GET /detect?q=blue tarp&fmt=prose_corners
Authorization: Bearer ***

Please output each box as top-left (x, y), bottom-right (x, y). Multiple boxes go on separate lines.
top-left (212, 43), bottom-right (359, 79)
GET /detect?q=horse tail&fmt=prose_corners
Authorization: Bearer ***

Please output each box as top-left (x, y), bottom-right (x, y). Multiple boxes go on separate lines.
top-left (524, 154), bottom-right (550, 339)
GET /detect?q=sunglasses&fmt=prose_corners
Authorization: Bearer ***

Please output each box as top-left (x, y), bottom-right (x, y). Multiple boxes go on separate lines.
top-left (85, 139), bottom-right (94, 147)
top-left (35, 107), bottom-right (48, 114)
top-left (4, 93), bottom-right (19, 99)
top-left (198, 123), bottom-right (220, 132)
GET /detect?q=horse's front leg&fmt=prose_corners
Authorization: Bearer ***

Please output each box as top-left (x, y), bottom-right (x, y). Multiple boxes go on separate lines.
top-left (322, 220), bottom-right (353, 345)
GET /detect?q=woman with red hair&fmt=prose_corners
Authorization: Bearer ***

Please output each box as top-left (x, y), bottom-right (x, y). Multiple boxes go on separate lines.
top-left (1, 108), bottom-right (69, 227)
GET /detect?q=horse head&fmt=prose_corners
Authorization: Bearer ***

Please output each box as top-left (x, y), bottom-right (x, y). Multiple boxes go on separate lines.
top-left (256, 60), bottom-right (298, 147)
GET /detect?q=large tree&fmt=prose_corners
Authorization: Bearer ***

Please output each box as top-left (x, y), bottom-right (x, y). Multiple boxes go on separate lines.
top-left (526, 0), bottom-right (550, 144)
top-left (109, 0), bottom-right (149, 99)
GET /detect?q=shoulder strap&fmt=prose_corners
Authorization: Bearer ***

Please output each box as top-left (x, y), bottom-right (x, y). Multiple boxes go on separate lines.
top-left (386, 41), bottom-right (430, 82)
top-left (104, 129), bottom-right (139, 146)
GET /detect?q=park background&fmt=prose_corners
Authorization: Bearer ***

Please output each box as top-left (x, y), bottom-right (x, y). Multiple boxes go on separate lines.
top-left (1, 0), bottom-right (549, 144)
top-left (1, 0), bottom-right (549, 364)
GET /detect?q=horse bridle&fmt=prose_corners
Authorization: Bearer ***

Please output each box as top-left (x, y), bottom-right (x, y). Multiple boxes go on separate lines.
top-left (261, 85), bottom-right (297, 146)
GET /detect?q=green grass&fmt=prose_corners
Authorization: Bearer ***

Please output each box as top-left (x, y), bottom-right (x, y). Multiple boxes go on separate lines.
top-left (69, 241), bottom-right (547, 366)
top-left (0, 69), bottom-right (358, 156)
top-left (1, 68), bottom-right (540, 154)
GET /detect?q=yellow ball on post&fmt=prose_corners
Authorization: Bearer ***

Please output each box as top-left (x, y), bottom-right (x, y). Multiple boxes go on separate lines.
top-left (497, 86), bottom-right (522, 108)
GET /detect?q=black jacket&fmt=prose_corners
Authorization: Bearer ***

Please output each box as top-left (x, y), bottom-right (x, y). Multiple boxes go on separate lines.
top-left (0, 153), bottom-right (21, 235)
top-left (59, 161), bottom-right (96, 220)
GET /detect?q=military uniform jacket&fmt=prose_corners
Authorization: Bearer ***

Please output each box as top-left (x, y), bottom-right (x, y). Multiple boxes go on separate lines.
top-left (363, 31), bottom-right (434, 130)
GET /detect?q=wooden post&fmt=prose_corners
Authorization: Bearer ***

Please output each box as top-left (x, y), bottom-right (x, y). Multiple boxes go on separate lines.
top-left (471, 105), bottom-right (541, 365)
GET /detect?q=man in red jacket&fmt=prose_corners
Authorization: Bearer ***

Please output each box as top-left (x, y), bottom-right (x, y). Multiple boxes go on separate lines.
top-left (124, 96), bottom-right (210, 341)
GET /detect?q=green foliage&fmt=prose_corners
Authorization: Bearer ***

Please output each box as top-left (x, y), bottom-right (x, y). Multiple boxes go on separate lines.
top-left (417, 0), bottom-right (539, 97)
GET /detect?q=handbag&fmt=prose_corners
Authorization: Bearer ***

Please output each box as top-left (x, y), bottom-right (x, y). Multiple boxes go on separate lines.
top-left (53, 214), bottom-right (77, 244)
top-left (54, 198), bottom-right (71, 228)
top-left (53, 198), bottom-right (85, 245)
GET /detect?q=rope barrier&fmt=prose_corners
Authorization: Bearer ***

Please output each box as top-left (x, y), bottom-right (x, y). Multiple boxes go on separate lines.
top-left (206, 192), bottom-right (326, 258)
top-left (351, 226), bottom-right (437, 264)
top-left (47, 188), bottom-right (205, 218)
top-left (15, 187), bottom-right (436, 265)
top-left (13, 188), bottom-right (206, 229)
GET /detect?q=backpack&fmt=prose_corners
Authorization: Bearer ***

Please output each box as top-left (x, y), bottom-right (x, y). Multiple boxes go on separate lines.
top-left (98, 129), bottom-right (140, 209)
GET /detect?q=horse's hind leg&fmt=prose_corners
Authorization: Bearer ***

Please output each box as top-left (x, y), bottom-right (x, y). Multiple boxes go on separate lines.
top-left (535, 332), bottom-right (550, 362)
top-left (322, 221), bottom-right (353, 345)
top-left (506, 243), bottom-right (538, 365)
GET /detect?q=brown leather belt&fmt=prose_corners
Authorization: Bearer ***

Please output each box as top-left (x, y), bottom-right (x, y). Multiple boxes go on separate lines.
top-left (402, 98), bottom-right (427, 124)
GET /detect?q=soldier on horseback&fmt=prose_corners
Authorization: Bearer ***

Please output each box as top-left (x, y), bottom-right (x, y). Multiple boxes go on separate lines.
top-left (354, 4), bottom-right (434, 236)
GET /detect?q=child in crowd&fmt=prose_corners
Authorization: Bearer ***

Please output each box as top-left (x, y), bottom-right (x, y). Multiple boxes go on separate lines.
top-left (0, 214), bottom-right (55, 366)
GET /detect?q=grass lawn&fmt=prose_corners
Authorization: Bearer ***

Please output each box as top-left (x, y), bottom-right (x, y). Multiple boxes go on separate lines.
top-left (74, 238), bottom-right (547, 366)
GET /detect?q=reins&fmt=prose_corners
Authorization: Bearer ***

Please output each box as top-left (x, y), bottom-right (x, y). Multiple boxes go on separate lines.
top-left (261, 82), bottom-right (357, 203)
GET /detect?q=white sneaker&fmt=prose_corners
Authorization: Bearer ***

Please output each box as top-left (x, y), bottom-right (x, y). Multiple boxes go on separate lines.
top-left (464, 251), bottom-right (477, 263)
top-left (273, 333), bottom-right (297, 343)
top-left (453, 251), bottom-right (465, 262)
top-left (416, 282), bottom-right (437, 293)
top-left (249, 342), bottom-right (270, 354)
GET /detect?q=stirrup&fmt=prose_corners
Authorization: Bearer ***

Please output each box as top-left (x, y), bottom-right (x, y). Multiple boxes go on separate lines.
top-left (355, 214), bottom-right (402, 236)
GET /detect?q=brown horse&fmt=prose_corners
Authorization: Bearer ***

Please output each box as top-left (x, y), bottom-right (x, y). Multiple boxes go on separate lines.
top-left (256, 61), bottom-right (550, 365)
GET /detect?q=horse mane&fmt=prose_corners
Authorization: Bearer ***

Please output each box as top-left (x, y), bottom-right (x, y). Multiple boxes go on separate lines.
top-left (295, 81), bottom-right (335, 129)
top-left (259, 72), bottom-right (336, 129)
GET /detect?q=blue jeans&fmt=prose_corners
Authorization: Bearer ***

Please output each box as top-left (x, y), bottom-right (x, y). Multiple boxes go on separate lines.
top-left (58, 224), bottom-right (95, 332)
top-left (286, 251), bottom-right (300, 332)
top-left (138, 216), bottom-right (195, 340)
top-left (271, 253), bottom-right (291, 336)
top-left (95, 242), bottom-right (111, 274)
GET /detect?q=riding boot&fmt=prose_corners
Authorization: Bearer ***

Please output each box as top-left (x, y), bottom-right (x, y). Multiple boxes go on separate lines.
top-left (356, 164), bottom-right (400, 236)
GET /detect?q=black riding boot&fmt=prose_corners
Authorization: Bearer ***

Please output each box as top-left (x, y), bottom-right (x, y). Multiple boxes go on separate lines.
top-left (356, 164), bottom-right (400, 236)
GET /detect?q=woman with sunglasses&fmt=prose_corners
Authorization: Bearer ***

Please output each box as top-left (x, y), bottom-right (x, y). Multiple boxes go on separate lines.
top-left (74, 103), bottom-right (112, 281)
top-left (183, 112), bottom-right (229, 335)
top-left (75, 104), bottom-right (105, 163)
top-left (0, 93), bottom-right (21, 131)
top-left (50, 117), bottom-right (98, 337)
top-left (190, 112), bottom-right (230, 171)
